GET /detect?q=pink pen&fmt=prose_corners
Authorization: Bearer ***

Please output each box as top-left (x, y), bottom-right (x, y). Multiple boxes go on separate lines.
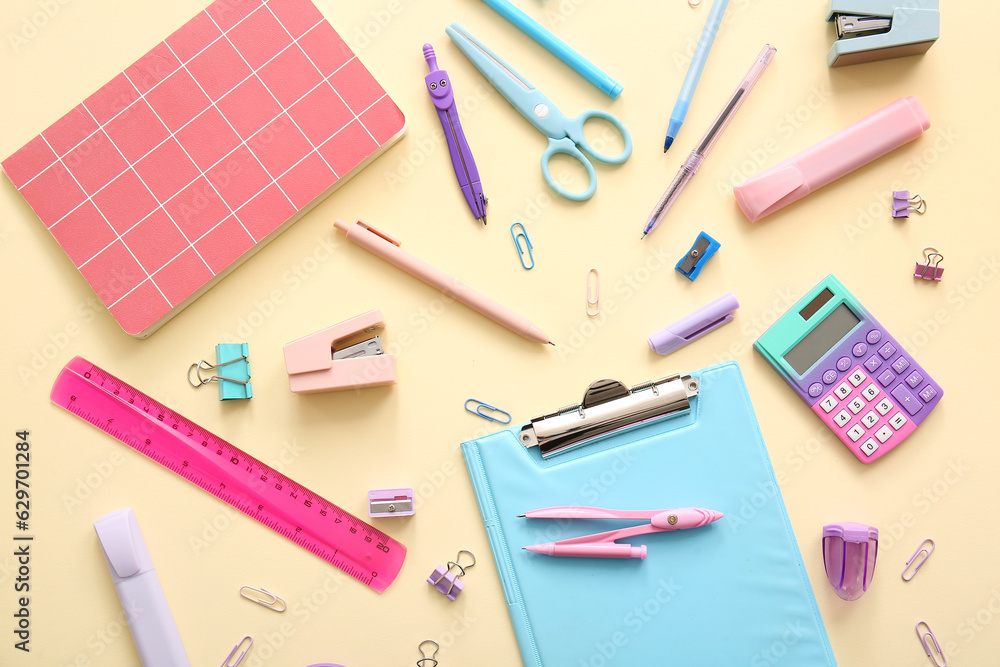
top-left (520, 506), bottom-right (723, 559)
top-left (334, 219), bottom-right (551, 345)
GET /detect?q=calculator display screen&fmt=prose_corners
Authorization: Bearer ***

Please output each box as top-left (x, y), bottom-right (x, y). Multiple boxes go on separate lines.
top-left (784, 303), bottom-right (861, 375)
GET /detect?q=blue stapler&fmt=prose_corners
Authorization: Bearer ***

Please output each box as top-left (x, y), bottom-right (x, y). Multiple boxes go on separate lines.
top-left (825, 0), bottom-right (939, 67)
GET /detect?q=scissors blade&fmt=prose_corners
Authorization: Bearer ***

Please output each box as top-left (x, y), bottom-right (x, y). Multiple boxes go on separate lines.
top-left (447, 23), bottom-right (534, 95)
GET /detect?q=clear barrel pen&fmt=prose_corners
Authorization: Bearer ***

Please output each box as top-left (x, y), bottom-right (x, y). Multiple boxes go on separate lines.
top-left (642, 44), bottom-right (776, 240)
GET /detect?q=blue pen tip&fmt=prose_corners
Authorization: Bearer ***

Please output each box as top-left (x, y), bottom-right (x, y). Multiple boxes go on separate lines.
top-left (663, 136), bottom-right (674, 152)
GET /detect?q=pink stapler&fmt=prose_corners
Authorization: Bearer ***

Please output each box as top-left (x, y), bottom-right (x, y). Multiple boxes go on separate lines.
top-left (283, 310), bottom-right (396, 394)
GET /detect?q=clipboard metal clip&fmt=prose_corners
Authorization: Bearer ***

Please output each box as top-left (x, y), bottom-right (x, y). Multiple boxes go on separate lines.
top-left (518, 374), bottom-right (700, 458)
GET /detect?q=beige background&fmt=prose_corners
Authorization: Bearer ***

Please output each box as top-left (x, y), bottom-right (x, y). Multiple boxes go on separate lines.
top-left (1, 0), bottom-right (998, 665)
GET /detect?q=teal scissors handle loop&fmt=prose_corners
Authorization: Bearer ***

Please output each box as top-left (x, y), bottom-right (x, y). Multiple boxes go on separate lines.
top-left (541, 138), bottom-right (598, 202)
top-left (565, 109), bottom-right (633, 165)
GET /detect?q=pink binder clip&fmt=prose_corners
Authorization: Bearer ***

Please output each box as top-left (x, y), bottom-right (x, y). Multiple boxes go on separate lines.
top-left (914, 248), bottom-right (944, 282)
top-left (892, 190), bottom-right (927, 218)
top-left (427, 550), bottom-right (475, 601)
top-left (283, 310), bottom-right (396, 394)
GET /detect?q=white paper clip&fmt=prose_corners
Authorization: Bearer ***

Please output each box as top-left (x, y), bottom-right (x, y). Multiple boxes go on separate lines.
top-left (586, 268), bottom-right (600, 317)
top-left (239, 585), bottom-right (286, 612)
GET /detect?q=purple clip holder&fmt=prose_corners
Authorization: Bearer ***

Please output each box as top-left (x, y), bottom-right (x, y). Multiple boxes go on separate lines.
top-left (427, 565), bottom-right (465, 600)
top-left (822, 522), bottom-right (878, 601)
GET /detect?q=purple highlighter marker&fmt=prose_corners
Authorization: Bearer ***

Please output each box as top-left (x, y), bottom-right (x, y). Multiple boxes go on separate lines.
top-left (648, 292), bottom-right (740, 356)
top-left (423, 43), bottom-right (488, 225)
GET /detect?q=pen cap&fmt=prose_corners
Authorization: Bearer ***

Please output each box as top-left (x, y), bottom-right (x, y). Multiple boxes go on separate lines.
top-left (94, 508), bottom-right (155, 584)
top-left (648, 293), bottom-right (739, 356)
top-left (734, 97), bottom-right (929, 222)
top-left (822, 522), bottom-right (878, 601)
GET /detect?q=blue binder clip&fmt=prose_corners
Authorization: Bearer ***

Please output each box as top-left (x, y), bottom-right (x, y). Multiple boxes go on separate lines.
top-left (676, 232), bottom-right (720, 281)
top-left (188, 343), bottom-right (252, 400)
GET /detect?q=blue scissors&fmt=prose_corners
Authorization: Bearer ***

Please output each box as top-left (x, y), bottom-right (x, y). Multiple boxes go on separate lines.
top-left (446, 24), bottom-right (632, 202)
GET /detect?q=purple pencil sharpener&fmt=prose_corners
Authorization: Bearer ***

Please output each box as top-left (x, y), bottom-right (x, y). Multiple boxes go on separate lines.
top-left (822, 522), bottom-right (878, 601)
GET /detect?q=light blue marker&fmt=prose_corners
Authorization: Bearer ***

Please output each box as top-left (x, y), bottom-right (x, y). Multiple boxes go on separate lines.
top-left (663, 0), bottom-right (730, 151)
top-left (479, 0), bottom-right (623, 99)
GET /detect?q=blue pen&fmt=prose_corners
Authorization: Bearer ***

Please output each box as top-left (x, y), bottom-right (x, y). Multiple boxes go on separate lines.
top-left (663, 0), bottom-right (730, 151)
top-left (479, 0), bottom-right (623, 99)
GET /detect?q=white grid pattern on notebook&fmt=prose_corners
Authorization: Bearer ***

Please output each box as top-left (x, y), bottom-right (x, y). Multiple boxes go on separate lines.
top-left (16, 0), bottom-right (389, 311)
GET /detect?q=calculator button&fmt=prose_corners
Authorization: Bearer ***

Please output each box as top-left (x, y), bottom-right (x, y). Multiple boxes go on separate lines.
top-left (879, 342), bottom-right (897, 359)
top-left (875, 425), bottom-right (893, 443)
top-left (848, 397), bottom-right (866, 414)
top-left (889, 412), bottom-right (908, 430)
top-left (906, 371), bottom-right (924, 388)
top-left (890, 384), bottom-right (923, 415)
top-left (822, 369), bottom-right (838, 384)
top-left (834, 410), bottom-right (851, 427)
top-left (852, 343), bottom-right (867, 357)
top-left (859, 439), bottom-right (879, 457)
top-left (819, 395), bottom-right (839, 413)
top-left (919, 385), bottom-right (938, 403)
top-left (861, 411), bottom-right (879, 428)
top-left (848, 370), bottom-right (867, 387)
top-left (847, 424), bottom-right (865, 442)
top-left (866, 330), bottom-right (882, 345)
top-left (864, 355), bottom-right (882, 372)
top-left (808, 382), bottom-right (823, 398)
top-left (875, 398), bottom-right (894, 415)
top-left (837, 356), bottom-right (852, 372)
top-left (877, 370), bottom-right (895, 387)
top-left (861, 383), bottom-right (880, 401)
top-left (891, 356), bottom-right (910, 374)
top-left (835, 382), bottom-right (852, 400)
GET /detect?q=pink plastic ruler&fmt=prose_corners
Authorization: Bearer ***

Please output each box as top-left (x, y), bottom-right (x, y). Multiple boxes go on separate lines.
top-left (51, 356), bottom-right (406, 592)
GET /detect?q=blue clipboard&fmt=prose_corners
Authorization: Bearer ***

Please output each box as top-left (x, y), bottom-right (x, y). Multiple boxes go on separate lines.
top-left (461, 361), bottom-right (837, 667)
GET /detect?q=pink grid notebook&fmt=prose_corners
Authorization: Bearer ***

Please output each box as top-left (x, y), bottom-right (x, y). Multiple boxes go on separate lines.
top-left (2, 0), bottom-right (405, 337)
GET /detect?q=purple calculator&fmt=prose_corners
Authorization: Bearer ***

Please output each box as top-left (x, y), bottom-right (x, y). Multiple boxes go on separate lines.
top-left (754, 275), bottom-right (942, 463)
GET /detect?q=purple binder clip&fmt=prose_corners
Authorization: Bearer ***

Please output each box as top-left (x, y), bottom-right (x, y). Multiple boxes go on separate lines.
top-left (822, 522), bottom-right (878, 600)
top-left (427, 550), bottom-right (475, 601)
top-left (892, 190), bottom-right (926, 218)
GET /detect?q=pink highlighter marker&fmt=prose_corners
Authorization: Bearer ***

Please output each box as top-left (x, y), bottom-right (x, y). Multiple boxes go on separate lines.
top-left (734, 96), bottom-right (930, 222)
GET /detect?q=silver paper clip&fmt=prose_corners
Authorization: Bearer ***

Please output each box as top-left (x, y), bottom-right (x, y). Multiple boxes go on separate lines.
top-left (465, 399), bottom-right (512, 424)
top-left (239, 585), bottom-right (286, 612)
top-left (586, 268), bottom-right (600, 316)
top-left (222, 636), bottom-right (253, 667)
top-left (916, 621), bottom-right (947, 666)
top-left (510, 222), bottom-right (534, 270)
top-left (427, 550), bottom-right (476, 600)
top-left (902, 538), bottom-right (935, 581)
top-left (417, 639), bottom-right (440, 667)
top-left (914, 247), bottom-right (944, 282)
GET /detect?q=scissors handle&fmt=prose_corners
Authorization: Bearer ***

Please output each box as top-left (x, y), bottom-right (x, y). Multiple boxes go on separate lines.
top-left (541, 138), bottom-right (598, 201)
top-left (565, 109), bottom-right (632, 165)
